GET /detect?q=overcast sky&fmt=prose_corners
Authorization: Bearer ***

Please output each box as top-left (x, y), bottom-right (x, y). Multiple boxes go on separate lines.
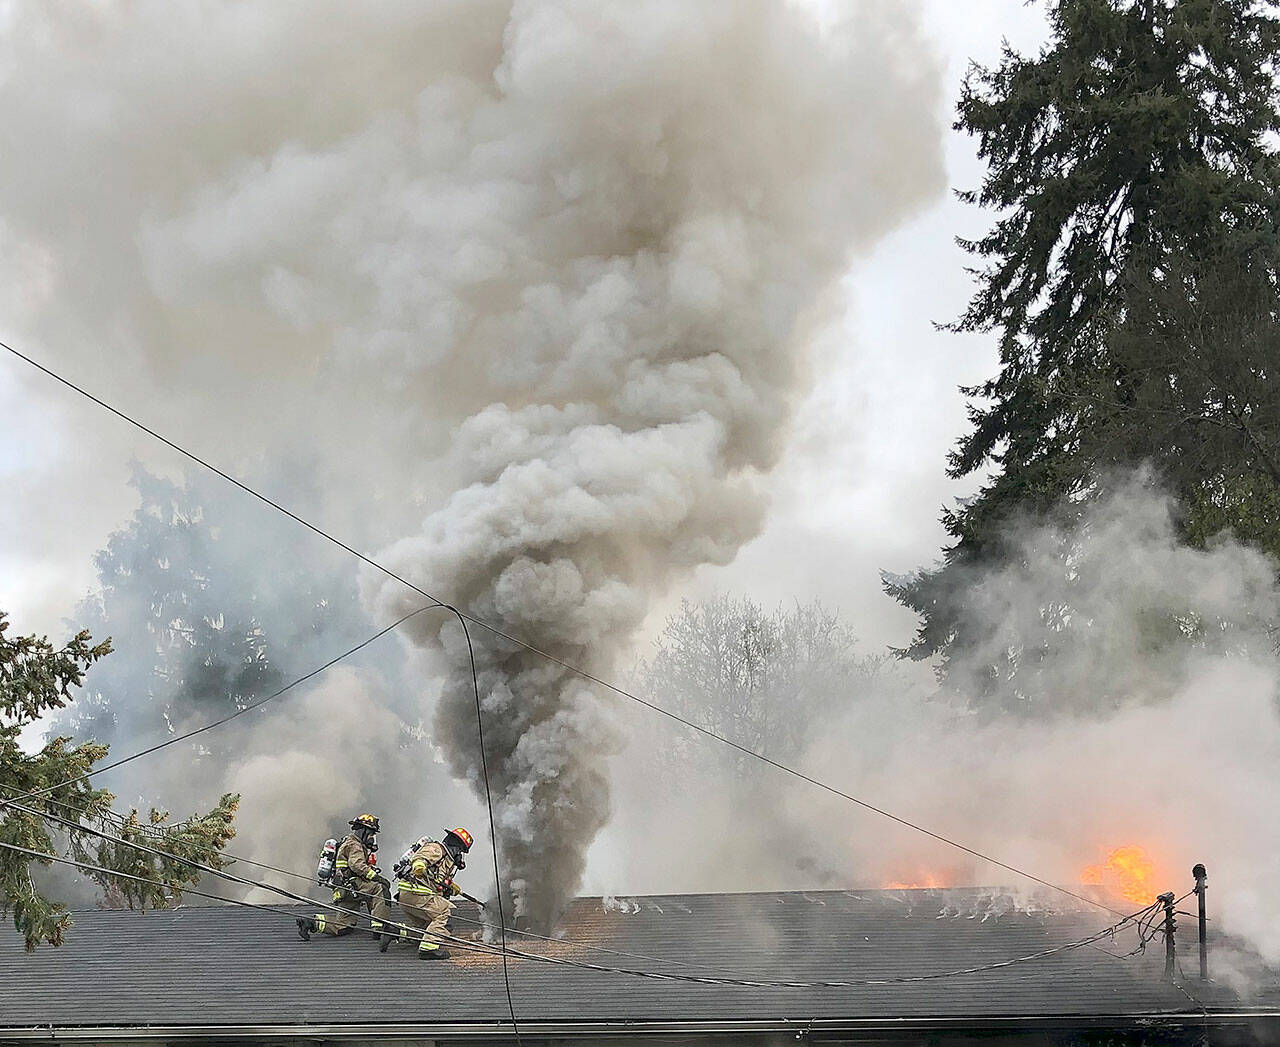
top-left (693, 0), bottom-right (1051, 654)
top-left (0, 0), bottom-right (1051, 654)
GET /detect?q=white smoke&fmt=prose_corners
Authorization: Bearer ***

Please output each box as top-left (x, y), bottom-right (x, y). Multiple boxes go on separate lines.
top-left (598, 477), bottom-right (1280, 971)
top-left (0, 1), bottom-right (944, 928)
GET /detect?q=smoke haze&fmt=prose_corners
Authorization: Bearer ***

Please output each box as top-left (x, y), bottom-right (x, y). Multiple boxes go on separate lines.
top-left (599, 478), bottom-right (1280, 972)
top-left (2, 1), bottom-right (944, 927)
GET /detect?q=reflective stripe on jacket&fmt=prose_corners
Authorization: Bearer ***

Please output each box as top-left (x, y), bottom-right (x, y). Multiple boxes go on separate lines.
top-left (335, 834), bottom-right (377, 883)
top-left (396, 879), bottom-right (436, 895)
top-left (404, 840), bottom-right (457, 895)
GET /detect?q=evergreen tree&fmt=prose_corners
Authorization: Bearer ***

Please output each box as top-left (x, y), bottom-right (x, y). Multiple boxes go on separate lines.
top-left (52, 463), bottom-right (370, 803)
top-left (889, 0), bottom-right (1280, 692)
top-left (57, 466), bottom-right (285, 755)
top-left (0, 611), bottom-right (238, 950)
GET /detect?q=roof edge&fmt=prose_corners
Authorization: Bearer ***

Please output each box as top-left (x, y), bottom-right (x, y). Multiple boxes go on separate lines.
top-left (4, 1012), bottom-right (1278, 1041)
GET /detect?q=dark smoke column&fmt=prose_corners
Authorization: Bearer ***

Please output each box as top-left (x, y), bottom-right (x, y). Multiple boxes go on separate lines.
top-left (386, 404), bottom-right (773, 928)
top-left (366, 0), bottom-right (944, 929)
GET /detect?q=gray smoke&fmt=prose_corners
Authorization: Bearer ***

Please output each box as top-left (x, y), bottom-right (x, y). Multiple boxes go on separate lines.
top-left (597, 476), bottom-right (1280, 975)
top-left (354, 2), bottom-right (944, 925)
top-left (1, 1), bottom-right (944, 928)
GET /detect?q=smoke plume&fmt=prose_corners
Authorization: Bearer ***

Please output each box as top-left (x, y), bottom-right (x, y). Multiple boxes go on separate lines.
top-left (348, 2), bottom-right (943, 925)
top-left (1, 1), bottom-right (943, 927)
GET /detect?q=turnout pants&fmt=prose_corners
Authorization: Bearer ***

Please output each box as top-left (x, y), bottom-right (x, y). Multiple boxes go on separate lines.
top-left (397, 884), bottom-right (453, 953)
top-left (312, 879), bottom-right (392, 936)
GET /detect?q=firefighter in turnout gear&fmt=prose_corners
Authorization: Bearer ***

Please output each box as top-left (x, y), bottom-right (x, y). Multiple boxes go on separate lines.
top-left (395, 827), bottom-right (473, 959)
top-left (297, 814), bottom-right (395, 951)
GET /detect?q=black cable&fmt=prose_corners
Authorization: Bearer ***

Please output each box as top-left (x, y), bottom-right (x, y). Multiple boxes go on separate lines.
top-left (12, 787), bottom-right (1167, 990)
top-left (0, 341), bottom-right (446, 614)
top-left (1, 340), bottom-right (1126, 919)
top-left (21, 787), bottom-right (861, 981)
top-left (1, 837), bottom-right (1160, 991)
top-left (30, 780), bottom-right (1138, 985)
top-left (447, 605), bottom-right (521, 1044)
top-left (3, 605), bottom-right (435, 805)
top-left (0, 840), bottom-right (495, 961)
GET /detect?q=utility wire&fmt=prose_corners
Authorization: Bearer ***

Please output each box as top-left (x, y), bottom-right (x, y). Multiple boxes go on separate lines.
top-left (0, 841), bottom-right (497, 962)
top-left (3, 605), bottom-right (435, 805)
top-left (0, 341), bottom-right (444, 617)
top-left (447, 604), bottom-right (521, 1044)
top-left (23, 787), bottom-right (794, 982)
top-left (27, 782), bottom-right (1137, 985)
top-left (0, 838), bottom-right (1165, 991)
top-left (11, 789), bottom-right (1168, 990)
top-left (2, 340), bottom-right (1129, 920)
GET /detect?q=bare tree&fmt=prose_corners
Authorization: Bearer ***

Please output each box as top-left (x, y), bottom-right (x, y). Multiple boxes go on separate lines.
top-left (632, 596), bottom-right (885, 786)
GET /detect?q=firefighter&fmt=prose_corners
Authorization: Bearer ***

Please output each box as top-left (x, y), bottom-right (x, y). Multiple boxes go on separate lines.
top-left (395, 827), bottom-right (473, 959)
top-left (297, 813), bottom-right (395, 951)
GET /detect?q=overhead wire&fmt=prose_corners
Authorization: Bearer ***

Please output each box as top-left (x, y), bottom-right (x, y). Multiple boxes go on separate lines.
top-left (21, 787), bottom-right (796, 982)
top-left (4, 604), bottom-right (437, 805)
top-left (0, 836), bottom-right (1168, 991)
top-left (9, 787), bottom-right (1178, 991)
top-left (3, 340), bottom-right (1130, 920)
top-left (446, 604), bottom-right (521, 1043)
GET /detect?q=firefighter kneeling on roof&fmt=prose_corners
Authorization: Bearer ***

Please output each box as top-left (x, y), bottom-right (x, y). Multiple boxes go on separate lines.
top-left (394, 827), bottom-right (473, 960)
top-left (297, 813), bottom-right (395, 951)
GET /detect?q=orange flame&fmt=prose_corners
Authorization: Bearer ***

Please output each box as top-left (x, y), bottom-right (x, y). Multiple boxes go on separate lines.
top-left (1080, 845), bottom-right (1158, 905)
top-left (883, 874), bottom-right (948, 890)
top-left (881, 865), bottom-right (964, 890)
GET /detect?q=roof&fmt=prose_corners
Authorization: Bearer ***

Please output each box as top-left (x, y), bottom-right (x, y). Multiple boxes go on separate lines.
top-left (2, 888), bottom-right (1275, 1041)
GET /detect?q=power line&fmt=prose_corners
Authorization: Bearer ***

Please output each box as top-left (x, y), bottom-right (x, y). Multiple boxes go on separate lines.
top-left (1, 339), bottom-right (1123, 917)
top-left (10, 784), bottom-right (1171, 990)
top-left (0, 341), bottom-right (446, 613)
top-left (0, 836), bottom-right (1164, 991)
top-left (25, 787), bottom-right (803, 982)
top-left (3, 605), bottom-right (436, 805)
top-left (448, 604), bottom-right (520, 1042)
top-left (28, 761), bottom-right (1191, 989)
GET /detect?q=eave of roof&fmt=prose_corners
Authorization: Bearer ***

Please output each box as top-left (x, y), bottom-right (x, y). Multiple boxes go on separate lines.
top-left (2, 1012), bottom-right (1277, 1042)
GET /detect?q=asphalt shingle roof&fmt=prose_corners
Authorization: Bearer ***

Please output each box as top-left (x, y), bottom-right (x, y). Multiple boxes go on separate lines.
top-left (0, 888), bottom-right (1271, 1037)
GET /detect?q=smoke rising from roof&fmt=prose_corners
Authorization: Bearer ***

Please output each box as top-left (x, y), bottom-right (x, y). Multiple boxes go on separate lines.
top-left (6, 5), bottom-right (1278, 985)
top-left (2, 2), bottom-right (944, 927)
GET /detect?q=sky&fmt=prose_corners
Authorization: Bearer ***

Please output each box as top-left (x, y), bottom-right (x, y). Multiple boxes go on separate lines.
top-left (689, 0), bottom-right (1052, 654)
top-left (0, 0), bottom-right (1050, 653)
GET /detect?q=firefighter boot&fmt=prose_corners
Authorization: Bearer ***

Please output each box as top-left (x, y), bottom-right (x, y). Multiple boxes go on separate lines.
top-left (379, 929), bottom-right (394, 953)
top-left (420, 947), bottom-right (451, 960)
top-left (296, 917), bottom-right (316, 942)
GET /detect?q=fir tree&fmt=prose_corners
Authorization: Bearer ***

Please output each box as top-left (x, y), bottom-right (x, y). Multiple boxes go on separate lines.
top-left (0, 611), bottom-right (238, 950)
top-left (888, 0), bottom-right (1280, 695)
